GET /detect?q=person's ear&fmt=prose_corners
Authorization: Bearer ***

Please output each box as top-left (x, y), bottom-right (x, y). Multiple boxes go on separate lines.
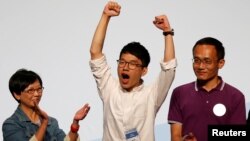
top-left (141, 67), bottom-right (148, 76)
top-left (218, 59), bottom-right (225, 69)
top-left (14, 92), bottom-right (21, 101)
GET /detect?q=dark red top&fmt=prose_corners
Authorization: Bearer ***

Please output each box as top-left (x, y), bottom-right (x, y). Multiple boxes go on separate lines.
top-left (168, 77), bottom-right (246, 141)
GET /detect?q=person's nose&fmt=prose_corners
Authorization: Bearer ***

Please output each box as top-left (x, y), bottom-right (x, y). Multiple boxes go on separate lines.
top-left (198, 61), bottom-right (206, 69)
top-left (123, 62), bottom-right (129, 70)
top-left (33, 90), bottom-right (41, 96)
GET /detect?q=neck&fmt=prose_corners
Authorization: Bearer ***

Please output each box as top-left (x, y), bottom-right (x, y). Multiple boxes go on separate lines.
top-left (19, 104), bottom-right (39, 122)
top-left (198, 77), bottom-right (220, 92)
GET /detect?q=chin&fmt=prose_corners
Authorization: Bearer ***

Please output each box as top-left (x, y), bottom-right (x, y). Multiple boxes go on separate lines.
top-left (197, 77), bottom-right (206, 81)
top-left (121, 85), bottom-right (129, 89)
top-left (121, 85), bottom-right (132, 91)
top-left (196, 74), bottom-right (208, 80)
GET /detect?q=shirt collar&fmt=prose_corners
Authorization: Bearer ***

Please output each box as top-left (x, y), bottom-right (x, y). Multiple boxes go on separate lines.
top-left (195, 76), bottom-right (225, 92)
top-left (15, 106), bottom-right (52, 125)
top-left (15, 106), bottom-right (30, 122)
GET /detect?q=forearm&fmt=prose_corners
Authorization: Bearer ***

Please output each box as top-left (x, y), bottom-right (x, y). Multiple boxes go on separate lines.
top-left (171, 136), bottom-right (182, 141)
top-left (171, 124), bottom-right (183, 141)
top-left (68, 132), bottom-right (79, 141)
top-left (90, 13), bottom-right (110, 60)
top-left (171, 132), bottom-right (183, 141)
top-left (68, 120), bottom-right (80, 141)
top-left (35, 120), bottom-right (48, 141)
top-left (163, 34), bottom-right (175, 62)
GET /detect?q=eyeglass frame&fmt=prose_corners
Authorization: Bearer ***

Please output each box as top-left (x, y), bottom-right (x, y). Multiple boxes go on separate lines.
top-left (192, 57), bottom-right (219, 66)
top-left (22, 87), bottom-right (44, 95)
top-left (117, 60), bottom-right (144, 70)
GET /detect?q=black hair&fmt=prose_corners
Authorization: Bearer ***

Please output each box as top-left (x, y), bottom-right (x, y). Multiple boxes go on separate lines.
top-left (119, 42), bottom-right (150, 67)
top-left (192, 37), bottom-right (225, 60)
top-left (247, 110), bottom-right (250, 125)
top-left (9, 68), bottom-right (43, 103)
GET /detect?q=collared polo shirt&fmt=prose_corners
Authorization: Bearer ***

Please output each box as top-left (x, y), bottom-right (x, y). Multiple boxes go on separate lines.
top-left (168, 77), bottom-right (246, 141)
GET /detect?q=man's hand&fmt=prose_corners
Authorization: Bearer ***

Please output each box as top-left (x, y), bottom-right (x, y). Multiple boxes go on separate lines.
top-left (153, 15), bottom-right (171, 32)
top-left (183, 132), bottom-right (197, 141)
top-left (103, 1), bottom-right (121, 17)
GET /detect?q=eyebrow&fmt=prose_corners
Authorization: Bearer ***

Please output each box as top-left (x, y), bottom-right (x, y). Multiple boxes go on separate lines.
top-left (194, 57), bottom-right (212, 60)
top-left (120, 59), bottom-right (140, 62)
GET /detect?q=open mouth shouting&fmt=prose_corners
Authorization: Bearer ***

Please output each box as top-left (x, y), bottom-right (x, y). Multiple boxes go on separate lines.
top-left (121, 73), bottom-right (130, 85)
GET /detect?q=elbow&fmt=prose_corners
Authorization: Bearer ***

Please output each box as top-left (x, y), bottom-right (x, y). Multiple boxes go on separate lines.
top-left (90, 48), bottom-right (103, 60)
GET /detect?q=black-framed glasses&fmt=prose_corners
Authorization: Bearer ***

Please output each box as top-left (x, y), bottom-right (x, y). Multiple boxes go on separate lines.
top-left (192, 58), bottom-right (218, 66)
top-left (23, 87), bottom-right (44, 95)
top-left (117, 60), bottom-right (143, 70)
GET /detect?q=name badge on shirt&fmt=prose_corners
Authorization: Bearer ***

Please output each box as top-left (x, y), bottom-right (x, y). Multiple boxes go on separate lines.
top-left (125, 128), bottom-right (140, 141)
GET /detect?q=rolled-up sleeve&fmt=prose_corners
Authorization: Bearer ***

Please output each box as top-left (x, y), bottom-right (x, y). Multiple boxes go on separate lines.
top-left (155, 58), bottom-right (177, 107)
top-left (64, 135), bottom-right (80, 141)
top-left (160, 58), bottom-right (177, 70)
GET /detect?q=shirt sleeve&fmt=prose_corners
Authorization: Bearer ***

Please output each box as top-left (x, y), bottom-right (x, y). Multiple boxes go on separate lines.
top-left (160, 58), bottom-right (177, 70)
top-left (2, 120), bottom-right (36, 141)
top-left (64, 135), bottom-right (80, 141)
top-left (168, 87), bottom-right (183, 124)
top-left (229, 90), bottom-right (246, 123)
top-left (29, 135), bottom-right (37, 141)
top-left (154, 58), bottom-right (177, 108)
top-left (89, 55), bottom-right (114, 99)
top-left (89, 55), bottom-right (109, 87)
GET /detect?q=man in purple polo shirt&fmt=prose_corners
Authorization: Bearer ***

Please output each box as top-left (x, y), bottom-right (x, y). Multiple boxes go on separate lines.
top-left (168, 37), bottom-right (246, 141)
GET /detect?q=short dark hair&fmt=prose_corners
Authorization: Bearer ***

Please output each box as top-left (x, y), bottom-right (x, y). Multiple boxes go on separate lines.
top-left (119, 42), bottom-right (150, 67)
top-left (192, 37), bottom-right (225, 60)
top-left (9, 68), bottom-right (43, 103)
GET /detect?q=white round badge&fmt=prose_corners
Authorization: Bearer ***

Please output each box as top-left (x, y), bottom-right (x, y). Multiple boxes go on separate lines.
top-left (213, 103), bottom-right (226, 117)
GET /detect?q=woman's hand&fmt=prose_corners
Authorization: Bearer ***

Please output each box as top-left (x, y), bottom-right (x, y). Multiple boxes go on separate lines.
top-left (73, 103), bottom-right (90, 121)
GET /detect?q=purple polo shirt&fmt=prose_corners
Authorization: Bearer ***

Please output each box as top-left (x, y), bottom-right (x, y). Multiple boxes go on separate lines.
top-left (168, 77), bottom-right (246, 141)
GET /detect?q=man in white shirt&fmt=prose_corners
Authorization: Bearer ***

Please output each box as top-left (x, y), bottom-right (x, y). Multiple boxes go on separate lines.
top-left (89, 1), bottom-right (177, 141)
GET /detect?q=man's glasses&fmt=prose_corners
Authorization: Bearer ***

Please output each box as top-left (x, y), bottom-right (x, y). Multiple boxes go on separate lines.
top-left (192, 58), bottom-right (218, 66)
top-left (117, 60), bottom-right (143, 70)
top-left (23, 87), bottom-right (44, 95)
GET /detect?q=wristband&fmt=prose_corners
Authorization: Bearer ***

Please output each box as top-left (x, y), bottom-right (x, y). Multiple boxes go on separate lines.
top-left (71, 124), bottom-right (79, 133)
top-left (163, 29), bottom-right (174, 36)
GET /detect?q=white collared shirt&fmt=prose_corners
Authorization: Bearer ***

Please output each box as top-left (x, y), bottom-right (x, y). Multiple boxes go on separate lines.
top-left (90, 55), bottom-right (177, 141)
